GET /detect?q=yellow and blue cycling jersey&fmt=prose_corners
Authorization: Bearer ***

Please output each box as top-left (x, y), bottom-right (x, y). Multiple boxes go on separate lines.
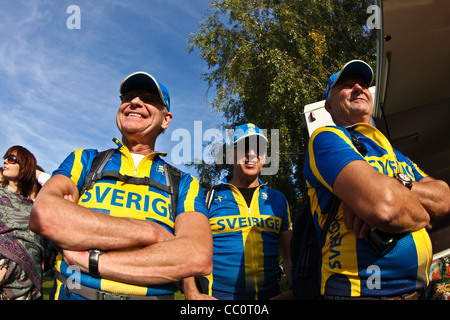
top-left (303, 123), bottom-right (432, 297)
top-left (204, 177), bottom-right (291, 300)
top-left (50, 137), bottom-right (207, 300)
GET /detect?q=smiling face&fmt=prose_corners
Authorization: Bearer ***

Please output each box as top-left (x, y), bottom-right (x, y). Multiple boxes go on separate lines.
top-left (116, 89), bottom-right (172, 149)
top-left (325, 74), bottom-right (374, 126)
top-left (231, 137), bottom-right (267, 188)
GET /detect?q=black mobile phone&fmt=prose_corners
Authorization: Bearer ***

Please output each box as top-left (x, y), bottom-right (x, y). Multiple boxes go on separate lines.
top-left (366, 228), bottom-right (396, 256)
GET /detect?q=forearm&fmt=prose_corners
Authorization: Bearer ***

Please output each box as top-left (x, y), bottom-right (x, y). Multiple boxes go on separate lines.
top-left (412, 177), bottom-right (450, 220)
top-left (30, 175), bottom-right (172, 250)
top-left (100, 240), bottom-right (192, 285)
top-left (335, 161), bottom-right (430, 234)
top-left (358, 181), bottom-right (429, 233)
top-left (182, 277), bottom-right (201, 299)
top-left (283, 258), bottom-right (292, 286)
top-left (63, 212), bottom-right (213, 286)
top-left (100, 214), bottom-right (212, 285)
top-left (182, 277), bottom-right (217, 300)
top-left (67, 235), bottom-right (211, 286)
top-left (279, 231), bottom-right (292, 285)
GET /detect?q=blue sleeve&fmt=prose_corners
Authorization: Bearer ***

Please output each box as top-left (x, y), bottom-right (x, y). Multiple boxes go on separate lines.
top-left (264, 187), bottom-right (291, 232)
top-left (52, 149), bottom-right (99, 193)
top-left (271, 189), bottom-right (291, 232)
top-left (176, 172), bottom-right (208, 217)
top-left (304, 126), bottom-right (365, 192)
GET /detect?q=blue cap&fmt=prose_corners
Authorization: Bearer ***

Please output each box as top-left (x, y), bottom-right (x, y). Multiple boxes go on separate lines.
top-left (324, 60), bottom-right (374, 100)
top-left (233, 123), bottom-right (268, 144)
top-left (120, 72), bottom-right (171, 111)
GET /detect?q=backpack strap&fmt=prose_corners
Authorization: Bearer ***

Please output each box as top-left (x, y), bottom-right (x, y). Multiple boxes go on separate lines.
top-left (81, 149), bottom-right (115, 195)
top-left (93, 170), bottom-right (172, 194)
top-left (81, 149), bottom-right (181, 221)
top-left (320, 195), bottom-right (341, 247)
top-left (163, 162), bottom-right (182, 221)
top-left (290, 195), bottom-right (341, 300)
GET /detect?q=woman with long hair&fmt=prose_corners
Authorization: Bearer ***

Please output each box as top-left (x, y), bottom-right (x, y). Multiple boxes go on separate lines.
top-left (2, 145), bottom-right (38, 198)
top-left (0, 146), bottom-right (45, 299)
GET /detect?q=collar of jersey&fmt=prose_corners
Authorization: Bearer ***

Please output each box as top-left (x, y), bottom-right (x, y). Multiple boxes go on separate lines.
top-left (220, 176), bottom-right (267, 187)
top-left (112, 137), bottom-right (168, 158)
top-left (343, 123), bottom-right (397, 159)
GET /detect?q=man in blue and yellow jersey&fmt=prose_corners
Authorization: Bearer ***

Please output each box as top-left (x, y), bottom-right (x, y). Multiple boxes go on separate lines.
top-left (184, 123), bottom-right (292, 300)
top-left (304, 60), bottom-right (450, 299)
top-left (30, 72), bottom-right (212, 300)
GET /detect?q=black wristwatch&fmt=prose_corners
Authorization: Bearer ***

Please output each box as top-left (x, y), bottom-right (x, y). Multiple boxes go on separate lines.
top-left (396, 173), bottom-right (413, 190)
top-left (89, 249), bottom-right (104, 278)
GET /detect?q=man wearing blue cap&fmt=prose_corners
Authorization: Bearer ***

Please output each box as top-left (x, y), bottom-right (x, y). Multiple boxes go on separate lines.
top-left (184, 123), bottom-right (292, 300)
top-left (303, 60), bottom-right (450, 299)
top-left (31, 72), bottom-right (213, 300)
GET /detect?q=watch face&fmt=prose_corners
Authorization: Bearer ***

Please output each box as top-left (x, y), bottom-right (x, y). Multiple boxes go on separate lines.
top-left (398, 173), bottom-right (412, 182)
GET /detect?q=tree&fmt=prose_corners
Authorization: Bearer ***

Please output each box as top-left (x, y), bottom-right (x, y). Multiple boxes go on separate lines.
top-left (188, 0), bottom-right (377, 210)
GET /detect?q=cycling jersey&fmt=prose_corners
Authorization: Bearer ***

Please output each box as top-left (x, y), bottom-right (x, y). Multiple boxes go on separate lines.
top-left (50, 137), bottom-right (207, 300)
top-left (303, 123), bottom-right (432, 297)
top-left (204, 177), bottom-right (291, 300)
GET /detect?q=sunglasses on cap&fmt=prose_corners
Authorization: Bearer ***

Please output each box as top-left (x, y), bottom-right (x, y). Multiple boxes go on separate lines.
top-left (3, 154), bottom-right (20, 165)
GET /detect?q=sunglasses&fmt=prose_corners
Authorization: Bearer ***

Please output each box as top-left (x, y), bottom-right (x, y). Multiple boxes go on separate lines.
top-left (120, 93), bottom-right (163, 106)
top-left (3, 154), bottom-right (20, 165)
top-left (234, 137), bottom-right (267, 157)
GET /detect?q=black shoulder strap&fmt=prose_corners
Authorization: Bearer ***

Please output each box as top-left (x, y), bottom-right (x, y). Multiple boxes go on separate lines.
top-left (81, 148), bottom-right (115, 195)
top-left (95, 170), bottom-right (172, 193)
top-left (81, 149), bottom-right (181, 221)
top-left (163, 162), bottom-right (182, 221)
top-left (320, 196), bottom-right (341, 247)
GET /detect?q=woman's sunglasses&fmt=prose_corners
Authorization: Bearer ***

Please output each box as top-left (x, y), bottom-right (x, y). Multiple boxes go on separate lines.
top-left (3, 154), bottom-right (20, 165)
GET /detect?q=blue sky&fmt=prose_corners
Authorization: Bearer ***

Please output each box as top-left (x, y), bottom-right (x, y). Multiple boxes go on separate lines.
top-left (0, 0), bottom-right (224, 177)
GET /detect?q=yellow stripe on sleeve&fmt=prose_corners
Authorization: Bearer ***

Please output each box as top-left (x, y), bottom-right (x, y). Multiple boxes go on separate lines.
top-left (309, 127), bottom-right (359, 193)
top-left (183, 175), bottom-right (200, 212)
top-left (70, 149), bottom-right (85, 186)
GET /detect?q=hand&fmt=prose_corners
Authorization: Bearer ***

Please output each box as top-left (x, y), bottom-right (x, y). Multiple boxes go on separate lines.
top-left (342, 203), bottom-right (371, 238)
top-left (36, 169), bottom-right (43, 180)
top-left (61, 249), bottom-right (90, 273)
top-left (185, 291), bottom-right (218, 300)
top-left (182, 277), bottom-right (218, 300)
top-left (64, 194), bottom-right (75, 202)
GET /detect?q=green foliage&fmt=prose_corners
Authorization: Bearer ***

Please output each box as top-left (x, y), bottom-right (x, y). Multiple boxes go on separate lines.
top-left (188, 0), bottom-right (377, 210)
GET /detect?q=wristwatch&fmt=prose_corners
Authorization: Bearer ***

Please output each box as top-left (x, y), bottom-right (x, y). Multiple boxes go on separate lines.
top-left (396, 173), bottom-right (413, 190)
top-left (89, 249), bottom-right (104, 278)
